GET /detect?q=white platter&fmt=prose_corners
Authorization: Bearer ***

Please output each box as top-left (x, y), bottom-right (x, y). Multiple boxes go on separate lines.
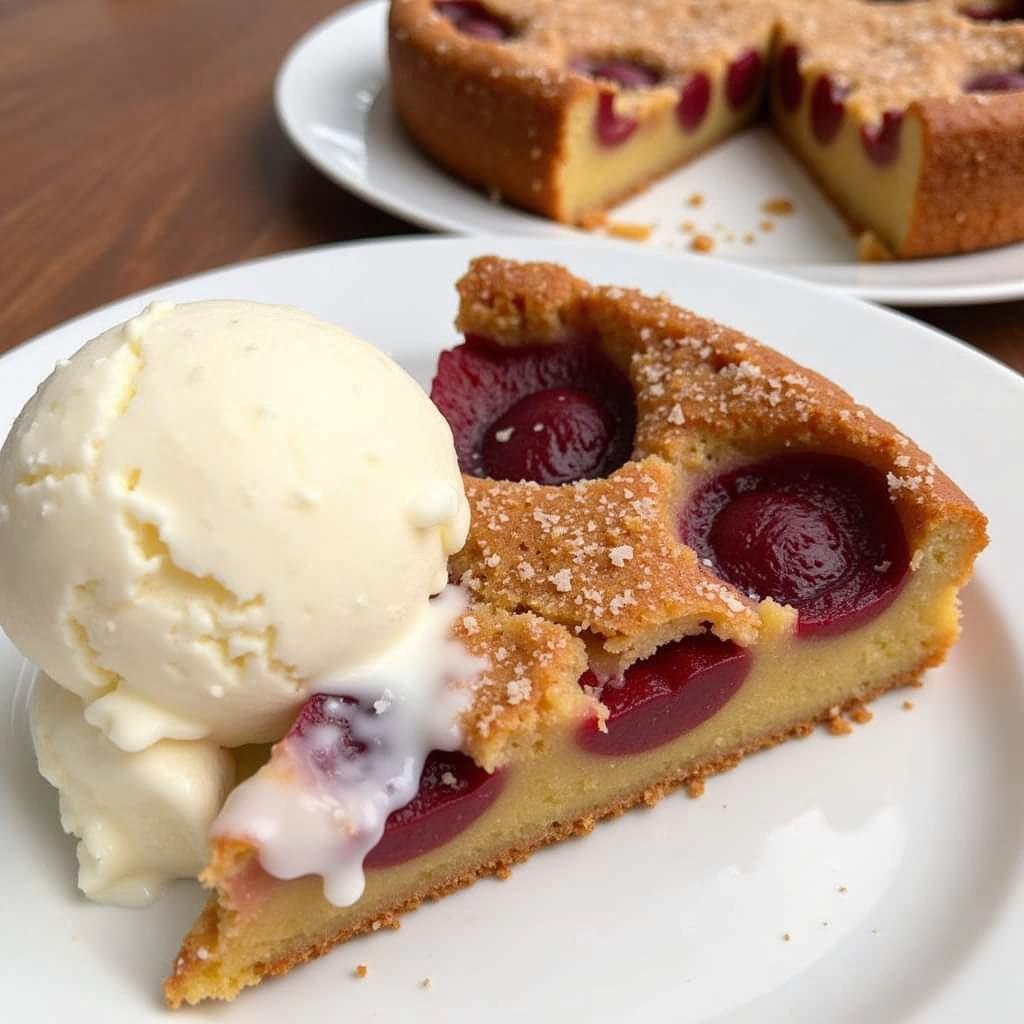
top-left (1, 237), bottom-right (1022, 1022)
top-left (273, 0), bottom-right (1024, 307)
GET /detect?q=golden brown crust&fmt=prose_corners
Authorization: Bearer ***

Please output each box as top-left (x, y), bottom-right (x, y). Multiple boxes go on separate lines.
top-left (389, 1), bottom-right (577, 220)
top-left (901, 94), bottom-right (1024, 258)
top-left (165, 656), bottom-right (933, 1008)
top-left (454, 603), bottom-right (593, 770)
top-left (452, 458), bottom-right (762, 668)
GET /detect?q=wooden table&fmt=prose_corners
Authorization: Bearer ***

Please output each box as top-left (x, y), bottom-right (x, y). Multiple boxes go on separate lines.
top-left (2, 0), bottom-right (1022, 374)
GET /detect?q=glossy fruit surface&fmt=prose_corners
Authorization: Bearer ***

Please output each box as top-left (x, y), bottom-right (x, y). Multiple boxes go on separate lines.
top-left (365, 751), bottom-right (506, 869)
top-left (682, 453), bottom-right (909, 637)
top-left (677, 72), bottom-right (712, 131)
top-left (431, 335), bottom-right (636, 484)
top-left (577, 635), bottom-right (751, 756)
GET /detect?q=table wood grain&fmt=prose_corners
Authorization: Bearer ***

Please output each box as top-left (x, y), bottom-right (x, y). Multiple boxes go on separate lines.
top-left (2, 0), bottom-right (1022, 375)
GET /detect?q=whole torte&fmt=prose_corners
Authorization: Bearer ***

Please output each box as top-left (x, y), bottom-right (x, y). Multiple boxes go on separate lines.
top-left (389, 0), bottom-right (1024, 258)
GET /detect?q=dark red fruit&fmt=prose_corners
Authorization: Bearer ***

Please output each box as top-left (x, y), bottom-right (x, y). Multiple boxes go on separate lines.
top-left (710, 493), bottom-right (852, 606)
top-left (677, 72), bottom-right (711, 132)
top-left (595, 91), bottom-right (639, 146)
top-left (435, 1), bottom-right (511, 41)
top-left (571, 56), bottom-right (661, 90)
top-left (286, 698), bottom-right (506, 870)
top-left (431, 336), bottom-right (636, 484)
top-left (364, 751), bottom-right (506, 869)
top-left (481, 387), bottom-right (614, 485)
top-left (965, 69), bottom-right (1024, 92)
top-left (577, 635), bottom-right (751, 756)
top-left (960, 2), bottom-right (1024, 21)
top-left (288, 693), bottom-right (365, 776)
top-left (811, 74), bottom-right (847, 144)
top-left (860, 109), bottom-right (903, 166)
top-left (726, 49), bottom-right (763, 110)
top-left (681, 453), bottom-right (909, 638)
top-left (777, 44), bottom-right (804, 113)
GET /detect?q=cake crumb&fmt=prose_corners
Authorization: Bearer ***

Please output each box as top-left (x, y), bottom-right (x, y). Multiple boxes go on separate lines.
top-left (421, 977), bottom-right (433, 990)
top-left (759, 219), bottom-right (775, 233)
top-left (857, 231), bottom-right (893, 262)
top-left (783, 932), bottom-right (791, 942)
top-left (902, 700), bottom-right (915, 711)
top-left (838, 885), bottom-right (848, 894)
top-left (355, 964), bottom-right (368, 979)
top-left (607, 221), bottom-right (654, 242)
top-left (687, 192), bottom-right (705, 207)
top-left (848, 704), bottom-right (873, 725)
top-left (686, 778), bottom-right (706, 798)
top-left (828, 716), bottom-right (853, 736)
top-left (691, 234), bottom-right (715, 253)
top-left (742, 232), bottom-right (756, 244)
top-left (761, 197), bottom-right (795, 215)
top-left (679, 219), bottom-right (695, 233)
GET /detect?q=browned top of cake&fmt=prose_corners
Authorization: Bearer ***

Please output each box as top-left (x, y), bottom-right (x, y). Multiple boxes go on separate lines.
top-left (450, 256), bottom-right (991, 676)
top-left (782, 1), bottom-right (1024, 122)
top-left (454, 603), bottom-right (593, 771)
top-left (482, 0), bottom-right (779, 73)
top-left (394, 0), bottom-right (1024, 122)
top-left (391, 0), bottom-right (778, 105)
top-left (451, 457), bottom-right (762, 671)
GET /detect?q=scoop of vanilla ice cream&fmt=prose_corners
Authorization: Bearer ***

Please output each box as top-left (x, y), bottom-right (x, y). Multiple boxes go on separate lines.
top-left (30, 674), bottom-right (235, 906)
top-left (0, 300), bottom-right (470, 750)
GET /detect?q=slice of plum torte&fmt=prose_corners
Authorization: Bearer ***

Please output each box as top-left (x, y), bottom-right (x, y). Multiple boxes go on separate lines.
top-left (165, 257), bottom-right (987, 1006)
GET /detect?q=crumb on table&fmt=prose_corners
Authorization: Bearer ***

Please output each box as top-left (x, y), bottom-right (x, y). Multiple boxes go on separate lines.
top-left (759, 219), bottom-right (775, 233)
top-left (679, 220), bottom-right (695, 233)
top-left (355, 963), bottom-right (368, 979)
top-left (421, 977), bottom-right (433, 990)
top-left (687, 192), bottom-right (705, 207)
top-left (686, 778), bottom-right (706, 798)
top-left (782, 932), bottom-right (791, 942)
top-left (902, 700), bottom-right (915, 711)
top-left (742, 232), bottom-right (755, 244)
top-left (691, 233), bottom-right (715, 253)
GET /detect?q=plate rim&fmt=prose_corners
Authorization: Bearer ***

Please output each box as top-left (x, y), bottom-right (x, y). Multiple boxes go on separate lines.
top-left (2, 234), bottom-right (1023, 1024)
top-left (3, 234), bottom-right (1022, 395)
top-left (273, 0), bottom-right (1024, 308)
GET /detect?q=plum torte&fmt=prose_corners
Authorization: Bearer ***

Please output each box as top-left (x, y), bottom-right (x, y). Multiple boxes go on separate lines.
top-left (389, 0), bottom-right (1024, 258)
top-left (165, 257), bottom-right (987, 1006)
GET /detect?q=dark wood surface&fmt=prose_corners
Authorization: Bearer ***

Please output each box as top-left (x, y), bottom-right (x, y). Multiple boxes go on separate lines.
top-left (2, 0), bottom-right (1022, 375)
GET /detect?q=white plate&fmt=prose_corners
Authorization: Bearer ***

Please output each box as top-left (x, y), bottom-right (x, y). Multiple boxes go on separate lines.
top-left (274, 0), bottom-right (1024, 307)
top-left (1, 237), bottom-right (1022, 1023)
